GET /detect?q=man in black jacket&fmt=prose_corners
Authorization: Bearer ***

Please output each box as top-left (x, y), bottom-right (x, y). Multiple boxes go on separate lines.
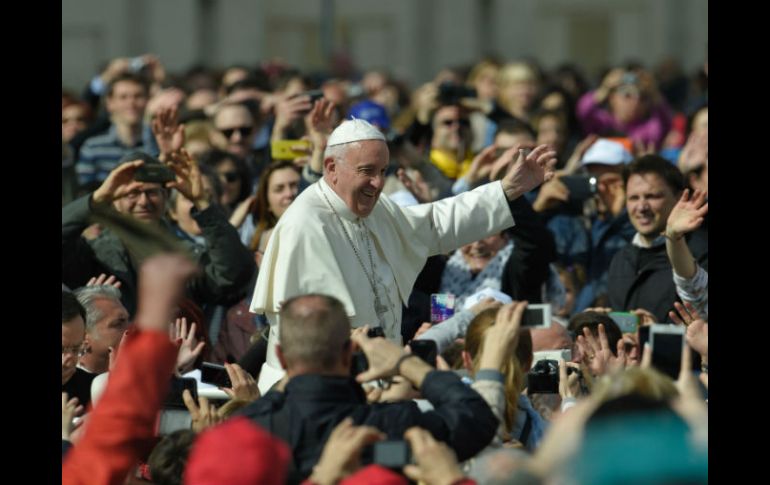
top-left (608, 155), bottom-right (707, 321)
top-left (239, 294), bottom-right (498, 484)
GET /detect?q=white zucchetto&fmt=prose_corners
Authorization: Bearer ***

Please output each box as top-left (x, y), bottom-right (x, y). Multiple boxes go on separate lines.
top-left (327, 118), bottom-right (386, 147)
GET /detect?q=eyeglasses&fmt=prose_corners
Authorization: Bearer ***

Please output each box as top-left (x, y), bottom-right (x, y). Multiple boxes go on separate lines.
top-left (440, 118), bottom-right (470, 128)
top-left (219, 171), bottom-right (240, 183)
top-left (62, 344), bottom-right (86, 358)
top-left (124, 188), bottom-right (165, 201)
top-left (220, 126), bottom-right (253, 139)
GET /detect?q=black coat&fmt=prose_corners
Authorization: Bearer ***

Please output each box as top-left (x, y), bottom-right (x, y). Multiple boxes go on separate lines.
top-left (608, 229), bottom-right (708, 322)
top-left (239, 372), bottom-right (498, 484)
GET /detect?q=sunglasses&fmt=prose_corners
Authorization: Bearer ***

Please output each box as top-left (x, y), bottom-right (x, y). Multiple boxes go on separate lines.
top-left (440, 118), bottom-right (470, 127)
top-left (220, 126), bottom-right (253, 139)
top-left (219, 171), bottom-right (240, 183)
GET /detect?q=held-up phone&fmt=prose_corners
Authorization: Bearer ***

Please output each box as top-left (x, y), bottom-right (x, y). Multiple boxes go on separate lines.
top-left (638, 325), bottom-right (651, 352)
top-left (164, 376), bottom-right (197, 409)
top-left (430, 294), bottom-right (456, 324)
top-left (200, 362), bottom-right (232, 388)
top-left (437, 83), bottom-right (477, 104)
top-left (158, 377), bottom-right (197, 435)
top-left (650, 324), bottom-right (685, 380)
top-left (367, 327), bottom-right (386, 339)
top-left (520, 304), bottom-right (552, 328)
top-left (410, 339), bottom-right (438, 366)
top-left (373, 441), bottom-right (412, 469)
top-left (609, 312), bottom-right (640, 334)
top-left (270, 139), bottom-right (313, 160)
top-left (560, 175), bottom-right (598, 203)
top-left (134, 163), bottom-right (176, 184)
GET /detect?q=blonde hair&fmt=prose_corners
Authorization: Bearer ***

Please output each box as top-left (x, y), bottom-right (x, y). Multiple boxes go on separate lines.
top-left (464, 308), bottom-right (532, 430)
top-left (498, 62), bottom-right (539, 86)
top-left (591, 367), bottom-right (679, 406)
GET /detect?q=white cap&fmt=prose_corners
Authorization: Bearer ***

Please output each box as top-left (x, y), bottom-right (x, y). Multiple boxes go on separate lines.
top-left (327, 118), bottom-right (386, 147)
top-left (580, 138), bottom-right (634, 166)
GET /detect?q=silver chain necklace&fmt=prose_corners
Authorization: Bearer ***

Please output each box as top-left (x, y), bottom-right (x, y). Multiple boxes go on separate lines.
top-left (319, 184), bottom-right (389, 327)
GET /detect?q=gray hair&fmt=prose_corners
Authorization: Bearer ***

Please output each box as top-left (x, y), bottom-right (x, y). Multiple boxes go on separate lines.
top-left (323, 142), bottom-right (362, 165)
top-left (279, 294), bottom-right (350, 370)
top-left (73, 285), bottom-right (123, 333)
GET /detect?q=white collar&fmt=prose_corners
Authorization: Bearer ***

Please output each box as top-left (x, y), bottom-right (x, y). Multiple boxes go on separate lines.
top-left (632, 232), bottom-right (666, 248)
top-left (318, 177), bottom-right (364, 223)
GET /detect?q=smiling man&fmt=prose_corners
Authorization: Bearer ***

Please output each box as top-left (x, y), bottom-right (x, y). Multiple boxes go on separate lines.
top-left (251, 118), bottom-right (558, 392)
top-left (607, 155), bottom-right (708, 321)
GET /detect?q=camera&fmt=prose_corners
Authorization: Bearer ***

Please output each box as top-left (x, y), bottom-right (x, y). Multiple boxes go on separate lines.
top-left (351, 351), bottom-right (369, 378)
top-left (527, 359), bottom-right (559, 394)
top-left (437, 82), bottom-right (476, 104)
top-left (367, 327), bottom-right (385, 339)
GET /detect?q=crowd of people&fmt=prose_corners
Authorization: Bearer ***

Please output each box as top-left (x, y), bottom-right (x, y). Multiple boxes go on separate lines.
top-left (62, 51), bottom-right (708, 485)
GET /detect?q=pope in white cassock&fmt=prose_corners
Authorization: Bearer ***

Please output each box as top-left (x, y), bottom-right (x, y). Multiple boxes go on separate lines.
top-left (251, 118), bottom-right (557, 392)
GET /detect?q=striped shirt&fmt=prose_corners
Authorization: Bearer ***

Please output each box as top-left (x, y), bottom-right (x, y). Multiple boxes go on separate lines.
top-left (75, 124), bottom-right (158, 186)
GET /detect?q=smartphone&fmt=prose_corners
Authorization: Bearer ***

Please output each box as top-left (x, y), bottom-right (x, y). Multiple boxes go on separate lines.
top-left (520, 304), bottom-right (552, 328)
top-left (200, 362), bottom-right (232, 388)
top-left (410, 340), bottom-right (438, 366)
top-left (373, 441), bottom-right (412, 469)
top-left (430, 293), bottom-right (456, 324)
top-left (560, 175), bottom-right (598, 202)
top-left (650, 324), bottom-right (685, 380)
top-left (164, 376), bottom-right (197, 409)
top-left (134, 163), bottom-right (176, 184)
top-left (129, 56), bottom-right (147, 73)
top-left (157, 409), bottom-right (192, 435)
top-left (351, 351), bottom-right (369, 377)
top-left (271, 139), bottom-right (313, 160)
top-left (608, 312), bottom-right (640, 334)
top-left (367, 327), bottom-right (385, 339)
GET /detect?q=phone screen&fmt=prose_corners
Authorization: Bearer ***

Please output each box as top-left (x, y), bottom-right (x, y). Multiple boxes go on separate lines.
top-left (520, 304), bottom-right (551, 328)
top-left (651, 331), bottom-right (683, 380)
top-left (430, 294), bottom-right (455, 324)
top-left (373, 441), bottom-right (412, 468)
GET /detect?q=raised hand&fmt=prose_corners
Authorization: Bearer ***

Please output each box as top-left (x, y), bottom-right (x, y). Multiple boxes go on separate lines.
top-left (669, 301), bottom-right (704, 327)
top-left (183, 390), bottom-right (222, 433)
top-left (86, 273), bottom-right (123, 289)
top-left (479, 302), bottom-right (526, 370)
top-left (666, 189), bottom-right (708, 240)
top-left (221, 363), bottom-right (260, 402)
top-left (92, 160), bottom-right (146, 206)
top-left (576, 324), bottom-right (627, 376)
top-left (464, 144), bottom-right (499, 186)
top-left (403, 427), bottom-right (466, 485)
top-left (152, 106), bottom-right (185, 158)
top-left (170, 317), bottom-right (205, 375)
top-left (166, 148), bottom-right (208, 210)
top-left (308, 418), bottom-right (386, 485)
top-left (501, 144), bottom-right (558, 201)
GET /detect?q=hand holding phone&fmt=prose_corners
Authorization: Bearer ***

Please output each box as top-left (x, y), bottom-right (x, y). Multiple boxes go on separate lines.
top-left (134, 163), bottom-right (176, 184)
top-left (650, 324), bottom-right (685, 380)
top-left (409, 340), bottom-right (438, 366)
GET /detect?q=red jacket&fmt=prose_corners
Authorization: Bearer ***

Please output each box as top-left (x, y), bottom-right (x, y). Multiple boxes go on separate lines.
top-left (62, 329), bottom-right (177, 485)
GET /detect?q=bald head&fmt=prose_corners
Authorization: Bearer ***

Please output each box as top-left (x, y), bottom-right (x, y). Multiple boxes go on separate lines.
top-left (278, 294), bottom-right (351, 372)
top-left (530, 323), bottom-right (572, 352)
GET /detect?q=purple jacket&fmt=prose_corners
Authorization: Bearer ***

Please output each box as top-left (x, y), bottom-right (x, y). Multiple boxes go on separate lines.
top-left (577, 91), bottom-right (673, 149)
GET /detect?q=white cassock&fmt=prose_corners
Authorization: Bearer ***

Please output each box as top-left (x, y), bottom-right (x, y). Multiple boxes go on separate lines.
top-left (251, 177), bottom-right (515, 393)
